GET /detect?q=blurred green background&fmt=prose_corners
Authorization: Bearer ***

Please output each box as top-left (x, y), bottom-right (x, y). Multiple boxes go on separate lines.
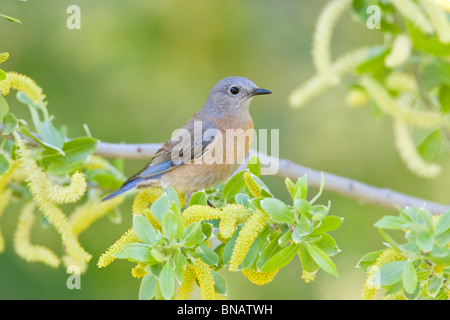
top-left (0, 0), bottom-right (449, 300)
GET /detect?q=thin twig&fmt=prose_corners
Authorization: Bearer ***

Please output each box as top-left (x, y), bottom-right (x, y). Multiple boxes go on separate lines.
top-left (92, 141), bottom-right (449, 215)
top-left (1, 124), bottom-right (448, 214)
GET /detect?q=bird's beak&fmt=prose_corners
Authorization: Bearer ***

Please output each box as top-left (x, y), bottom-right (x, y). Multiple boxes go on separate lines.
top-left (252, 88), bottom-right (272, 96)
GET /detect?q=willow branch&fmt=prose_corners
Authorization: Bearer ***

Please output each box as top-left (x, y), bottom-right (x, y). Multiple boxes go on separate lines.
top-left (1, 124), bottom-right (447, 214)
top-left (93, 141), bottom-right (449, 215)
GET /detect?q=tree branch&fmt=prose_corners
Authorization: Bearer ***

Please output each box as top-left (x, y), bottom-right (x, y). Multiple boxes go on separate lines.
top-left (93, 141), bottom-right (449, 215)
top-left (1, 124), bottom-right (447, 214)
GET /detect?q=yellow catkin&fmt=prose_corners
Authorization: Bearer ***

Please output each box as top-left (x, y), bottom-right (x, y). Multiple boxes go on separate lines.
top-left (390, 0), bottom-right (434, 34)
top-left (229, 210), bottom-right (270, 272)
top-left (289, 47), bottom-right (369, 108)
top-left (132, 188), bottom-right (163, 215)
top-left (15, 140), bottom-right (91, 262)
top-left (301, 270), bottom-right (317, 283)
top-left (83, 155), bottom-right (109, 170)
top-left (312, 0), bottom-right (352, 80)
top-left (0, 159), bottom-right (20, 192)
top-left (13, 202), bottom-right (60, 268)
top-left (242, 268), bottom-right (279, 286)
top-left (385, 72), bottom-right (417, 93)
top-left (420, 0), bottom-right (450, 43)
top-left (182, 205), bottom-right (221, 227)
top-left (393, 119), bottom-right (441, 178)
top-left (0, 188), bottom-right (13, 252)
top-left (193, 259), bottom-right (217, 300)
top-left (219, 204), bottom-right (251, 239)
top-left (0, 71), bottom-right (47, 105)
top-left (97, 228), bottom-right (140, 268)
top-left (360, 76), bottom-right (449, 129)
top-left (385, 34), bottom-right (412, 68)
top-left (69, 196), bottom-right (124, 235)
top-left (176, 263), bottom-right (197, 300)
top-left (362, 248), bottom-right (405, 300)
top-left (46, 171), bottom-right (87, 204)
top-left (0, 52), bottom-right (9, 64)
top-left (132, 262), bottom-right (147, 278)
top-left (345, 87), bottom-right (369, 108)
top-left (244, 172), bottom-right (261, 197)
top-left (142, 208), bottom-right (162, 231)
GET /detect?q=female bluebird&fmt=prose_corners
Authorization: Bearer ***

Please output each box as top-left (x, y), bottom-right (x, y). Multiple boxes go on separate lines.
top-left (102, 76), bottom-right (271, 201)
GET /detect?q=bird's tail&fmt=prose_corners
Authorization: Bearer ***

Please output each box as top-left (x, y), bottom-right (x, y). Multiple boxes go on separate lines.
top-left (101, 178), bottom-right (142, 202)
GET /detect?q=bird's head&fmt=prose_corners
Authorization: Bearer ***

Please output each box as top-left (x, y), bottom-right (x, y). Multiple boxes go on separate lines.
top-left (207, 76), bottom-right (271, 112)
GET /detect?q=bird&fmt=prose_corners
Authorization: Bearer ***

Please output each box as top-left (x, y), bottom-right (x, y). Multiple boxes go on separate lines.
top-left (102, 76), bottom-right (271, 202)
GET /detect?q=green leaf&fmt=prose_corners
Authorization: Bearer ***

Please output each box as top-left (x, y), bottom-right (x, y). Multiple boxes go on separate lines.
top-left (114, 243), bottom-right (155, 264)
top-left (306, 243), bottom-right (338, 277)
top-left (310, 216), bottom-right (344, 236)
top-left (294, 175), bottom-right (308, 200)
top-left (356, 250), bottom-right (385, 272)
top-left (133, 215), bottom-right (157, 244)
top-left (434, 210), bottom-right (450, 235)
top-left (427, 274), bottom-right (444, 297)
top-left (373, 260), bottom-right (406, 286)
top-left (139, 274), bottom-right (158, 300)
top-left (16, 91), bottom-right (34, 106)
top-left (314, 233), bottom-right (340, 256)
top-left (174, 251), bottom-right (186, 284)
top-left (163, 186), bottom-right (180, 210)
top-left (402, 260), bottom-right (418, 294)
top-left (247, 155), bottom-right (260, 177)
top-left (239, 225), bottom-right (270, 269)
top-left (260, 198), bottom-right (295, 224)
top-left (162, 210), bottom-right (179, 240)
top-left (159, 262), bottom-right (175, 300)
top-left (378, 228), bottom-right (400, 251)
top-left (417, 130), bottom-right (442, 162)
top-left (20, 128), bottom-right (65, 155)
top-left (407, 22), bottom-right (450, 57)
top-left (2, 112), bottom-right (17, 134)
top-left (374, 215), bottom-right (405, 230)
top-left (298, 243), bottom-right (319, 273)
top-left (195, 243), bottom-right (219, 266)
top-left (41, 137), bottom-right (98, 164)
top-left (0, 69), bottom-right (6, 82)
top-left (212, 271), bottom-right (227, 295)
top-left (416, 231), bottom-right (434, 252)
top-left (256, 233), bottom-right (283, 270)
top-left (439, 84), bottom-right (450, 114)
top-left (292, 215), bottom-right (314, 242)
top-left (222, 227), bottom-right (241, 265)
top-left (0, 13), bottom-right (22, 24)
top-left (259, 243), bottom-right (298, 273)
top-left (222, 171), bottom-right (245, 201)
top-left (235, 193), bottom-right (251, 208)
top-left (189, 190), bottom-right (207, 206)
top-left (356, 46), bottom-right (389, 75)
top-left (0, 154), bottom-right (9, 175)
top-left (150, 194), bottom-right (171, 221)
top-left (182, 221), bottom-right (203, 248)
top-left (310, 172), bottom-right (325, 204)
top-left (40, 120), bottom-right (65, 150)
top-left (0, 95), bottom-right (9, 122)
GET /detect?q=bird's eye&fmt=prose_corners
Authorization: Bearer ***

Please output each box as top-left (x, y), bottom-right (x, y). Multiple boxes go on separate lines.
top-left (229, 86), bottom-right (239, 95)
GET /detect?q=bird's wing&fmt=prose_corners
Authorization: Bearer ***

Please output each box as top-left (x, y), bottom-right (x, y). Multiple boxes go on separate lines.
top-left (123, 126), bottom-right (219, 184)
